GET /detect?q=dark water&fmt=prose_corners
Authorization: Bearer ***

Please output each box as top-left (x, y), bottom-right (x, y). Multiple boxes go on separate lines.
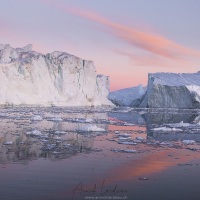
top-left (0, 106), bottom-right (200, 200)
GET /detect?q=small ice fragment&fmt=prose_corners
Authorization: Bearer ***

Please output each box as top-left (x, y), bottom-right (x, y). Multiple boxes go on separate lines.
top-left (50, 117), bottom-right (63, 122)
top-left (139, 177), bottom-right (149, 181)
top-left (136, 136), bottom-right (145, 140)
top-left (54, 130), bottom-right (66, 134)
top-left (32, 130), bottom-right (42, 136)
top-left (168, 121), bottom-right (190, 128)
top-left (182, 140), bottom-right (195, 145)
top-left (118, 137), bottom-right (132, 140)
top-left (152, 127), bottom-right (182, 132)
top-left (77, 125), bottom-right (105, 132)
top-left (4, 141), bottom-right (13, 145)
top-left (123, 149), bottom-right (137, 153)
top-left (85, 118), bottom-right (93, 123)
top-left (118, 141), bottom-right (137, 145)
top-left (54, 136), bottom-right (61, 140)
top-left (118, 133), bottom-right (131, 137)
top-left (52, 151), bottom-right (60, 154)
top-left (124, 123), bottom-right (135, 126)
top-left (26, 130), bottom-right (42, 136)
top-left (31, 115), bottom-right (43, 121)
top-left (160, 142), bottom-right (171, 145)
top-left (152, 127), bottom-right (172, 131)
top-left (114, 131), bottom-right (120, 134)
top-left (172, 127), bottom-right (183, 132)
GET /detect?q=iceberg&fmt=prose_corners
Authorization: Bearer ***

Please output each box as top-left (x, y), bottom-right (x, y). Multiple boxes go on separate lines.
top-left (140, 72), bottom-right (200, 108)
top-left (0, 44), bottom-right (113, 106)
top-left (108, 84), bottom-right (146, 106)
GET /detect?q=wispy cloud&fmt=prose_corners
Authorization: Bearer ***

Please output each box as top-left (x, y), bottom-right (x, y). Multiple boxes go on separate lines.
top-left (114, 50), bottom-right (197, 68)
top-left (42, 0), bottom-right (200, 63)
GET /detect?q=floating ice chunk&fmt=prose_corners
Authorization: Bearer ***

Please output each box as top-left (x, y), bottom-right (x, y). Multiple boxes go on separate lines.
top-left (139, 177), bottom-right (149, 181)
top-left (124, 123), bottom-right (135, 126)
top-left (31, 115), bottom-right (43, 121)
top-left (49, 117), bottom-right (63, 122)
top-left (4, 141), bottom-right (13, 145)
top-left (77, 124), bottom-right (105, 132)
top-left (182, 140), bottom-right (195, 145)
top-left (136, 136), bottom-right (145, 140)
top-left (118, 133), bottom-right (131, 137)
top-left (118, 137), bottom-right (132, 140)
top-left (110, 148), bottom-right (137, 153)
top-left (54, 130), bottom-right (66, 134)
top-left (114, 131), bottom-right (120, 134)
top-left (26, 130), bottom-right (42, 136)
top-left (194, 116), bottom-right (200, 124)
top-left (172, 128), bottom-right (183, 132)
top-left (152, 127), bottom-right (172, 131)
top-left (152, 127), bottom-right (182, 132)
top-left (167, 121), bottom-right (190, 128)
top-left (118, 141), bottom-right (137, 145)
top-left (54, 136), bottom-right (61, 140)
top-left (123, 149), bottom-right (137, 153)
top-left (85, 118), bottom-right (93, 123)
top-left (160, 142), bottom-right (171, 145)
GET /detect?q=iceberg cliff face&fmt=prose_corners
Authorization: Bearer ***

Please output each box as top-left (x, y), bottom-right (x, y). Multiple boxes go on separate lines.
top-left (140, 72), bottom-right (200, 108)
top-left (0, 44), bottom-right (112, 106)
top-left (108, 85), bottom-right (146, 106)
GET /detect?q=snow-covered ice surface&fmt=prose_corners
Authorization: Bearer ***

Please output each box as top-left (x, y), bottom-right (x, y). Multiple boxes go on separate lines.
top-left (0, 44), bottom-right (113, 106)
top-left (140, 71), bottom-right (200, 108)
top-left (1, 106), bottom-right (200, 199)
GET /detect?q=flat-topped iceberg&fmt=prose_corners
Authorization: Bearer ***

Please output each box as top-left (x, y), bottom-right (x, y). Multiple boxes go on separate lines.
top-left (139, 72), bottom-right (200, 108)
top-left (0, 44), bottom-right (113, 106)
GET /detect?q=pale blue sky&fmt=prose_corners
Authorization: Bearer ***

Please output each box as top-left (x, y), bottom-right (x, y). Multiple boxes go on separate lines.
top-left (1, 0), bottom-right (200, 90)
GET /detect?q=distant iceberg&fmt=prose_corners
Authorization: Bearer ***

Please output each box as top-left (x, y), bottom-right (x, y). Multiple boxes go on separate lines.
top-left (108, 84), bottom-right (146, 106)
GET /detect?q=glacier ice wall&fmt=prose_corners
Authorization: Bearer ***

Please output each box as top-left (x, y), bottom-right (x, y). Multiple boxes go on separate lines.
top-left (0, 44), bottom-right (113, 106)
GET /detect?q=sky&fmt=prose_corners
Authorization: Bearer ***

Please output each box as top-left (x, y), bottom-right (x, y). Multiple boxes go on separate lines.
top-left (0, 0), bottom-right (200, 91)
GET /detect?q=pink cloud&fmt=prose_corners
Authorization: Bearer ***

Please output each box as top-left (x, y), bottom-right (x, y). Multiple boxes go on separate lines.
top-left (42, 0), bottom-right (200, 62)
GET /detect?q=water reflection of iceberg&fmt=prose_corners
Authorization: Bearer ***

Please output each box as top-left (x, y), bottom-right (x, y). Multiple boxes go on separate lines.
top-left (0, 107), bottom-right (109, 164)
top-left (143, 111), bottom-right (200, 142)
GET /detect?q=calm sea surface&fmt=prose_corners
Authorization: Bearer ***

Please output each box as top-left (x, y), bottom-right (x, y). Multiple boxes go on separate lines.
top-left (0, 106), bottom-right (200, 200)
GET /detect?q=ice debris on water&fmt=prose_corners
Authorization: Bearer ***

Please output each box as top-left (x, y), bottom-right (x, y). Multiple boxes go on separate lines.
top-left (152, 127), bottom-right (183, 132)
top-left (110, 148), bottom-right (137, 153)
top-left (118, 137), bottom-right (132, 140)
top-left (123, 149), bottom-right (137, 153)
top-left (77, 124), bottom-right (105, 132)
top-left (118, 133), bottom-right (131, 137)
top-left (49, 117), bottom-right (63, 122)
top-left (26, 130), bottom-right (42, 136)
top-left (54, 130), bottom-right (66, 135)
top-left (136, 136), bottom-right (145, 140)
top-left (31, 115), bottom-right (43, 121)
top-left (124, 123), bottom-right (135, 126)
top-left (182, 140), bottom-right (195, 145)
top-left (139, 177), bottom-right (149, 181)
top-left (85, 118), bottom-right (93, 123)
top-left (114, 131), bottom-right (120, 134)
top-left (4, 141), bottom-right (13, 145)
top-left (118, 141), bottom-right (137, 145)
top-left (167, 121), bottom-right (190, 128)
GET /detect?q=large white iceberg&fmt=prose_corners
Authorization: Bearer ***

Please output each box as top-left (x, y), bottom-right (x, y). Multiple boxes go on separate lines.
top-left (0, 44), bottom-right (113, 106)
top-left (108, 84), bottom-right (146, 106)
top-left (139, 72), bottom-right (200, 108)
